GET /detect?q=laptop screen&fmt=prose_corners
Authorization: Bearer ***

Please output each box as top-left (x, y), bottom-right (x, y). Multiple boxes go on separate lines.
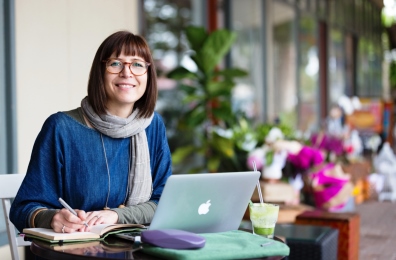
top-left (148, 171), bottom-right (260, 233)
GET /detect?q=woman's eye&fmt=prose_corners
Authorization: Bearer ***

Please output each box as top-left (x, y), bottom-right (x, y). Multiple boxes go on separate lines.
top-left (132, 61), bottom-right (144, 68)
top-left (110, 61), bottom-right (122, 67)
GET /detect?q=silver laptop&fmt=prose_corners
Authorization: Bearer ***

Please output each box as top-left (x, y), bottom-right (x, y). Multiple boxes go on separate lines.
top-left (148, 171), bottom-right (260, 233)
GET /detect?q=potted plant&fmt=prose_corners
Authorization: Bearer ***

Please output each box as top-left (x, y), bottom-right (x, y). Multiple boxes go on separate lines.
top-left (167, 25), bottom-right (252, 172)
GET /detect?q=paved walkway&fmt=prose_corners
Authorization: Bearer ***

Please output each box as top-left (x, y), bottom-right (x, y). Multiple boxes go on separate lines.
top-left (356, 200), bottom-right (396, 260)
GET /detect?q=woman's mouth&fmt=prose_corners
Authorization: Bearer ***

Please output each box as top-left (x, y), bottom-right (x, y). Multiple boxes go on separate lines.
top-left (116, 84), bottom-right (135, 89)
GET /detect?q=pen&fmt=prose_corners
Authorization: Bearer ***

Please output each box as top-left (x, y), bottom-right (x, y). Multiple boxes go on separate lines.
top-left (58, 197), bottom-right (89, 227)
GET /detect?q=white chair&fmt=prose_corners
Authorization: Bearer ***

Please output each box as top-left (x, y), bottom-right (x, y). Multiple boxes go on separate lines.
top-left (0, 174), bottom-right (31, 260)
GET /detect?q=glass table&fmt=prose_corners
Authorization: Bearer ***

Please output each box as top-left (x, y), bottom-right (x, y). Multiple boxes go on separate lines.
top-left (30, 232), bottom-right (287, 260)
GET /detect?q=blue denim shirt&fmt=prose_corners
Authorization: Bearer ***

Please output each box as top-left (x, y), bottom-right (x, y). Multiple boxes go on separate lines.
top-left (10, 111), bottom-right (172, 232)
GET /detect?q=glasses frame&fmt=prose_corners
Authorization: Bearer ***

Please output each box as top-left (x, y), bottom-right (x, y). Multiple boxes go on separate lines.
top-left (102, 59), bottom-right (151, 76)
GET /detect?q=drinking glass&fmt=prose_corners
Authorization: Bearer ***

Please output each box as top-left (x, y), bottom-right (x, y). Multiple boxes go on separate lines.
top-left (249, 203), bottom-right (279, 238)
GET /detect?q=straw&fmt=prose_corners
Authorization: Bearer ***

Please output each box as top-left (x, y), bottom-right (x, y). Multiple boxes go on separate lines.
top-left (252, 161), bottom-right (264, 204)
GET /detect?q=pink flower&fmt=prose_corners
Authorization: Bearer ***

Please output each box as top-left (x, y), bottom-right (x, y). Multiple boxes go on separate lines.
top-left (247, 148), bottom-right (265, 170)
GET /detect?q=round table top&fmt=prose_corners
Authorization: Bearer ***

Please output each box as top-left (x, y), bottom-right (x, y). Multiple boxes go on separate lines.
top-left (30, 235), bottom-right (286, 260)
top-left (30, 237), bottom-right (153, 260)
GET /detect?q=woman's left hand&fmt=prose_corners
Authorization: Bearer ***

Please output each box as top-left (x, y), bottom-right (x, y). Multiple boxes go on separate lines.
top-left (81, 210), bottom-right (119, 232)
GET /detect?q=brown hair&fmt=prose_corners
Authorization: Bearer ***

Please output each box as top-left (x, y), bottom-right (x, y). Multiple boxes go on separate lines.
top-left (87, 31), bottom-right (157, 118)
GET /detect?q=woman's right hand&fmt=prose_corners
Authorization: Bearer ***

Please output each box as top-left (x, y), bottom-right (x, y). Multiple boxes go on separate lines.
top-left (51, 208), bottom-right (88, 233)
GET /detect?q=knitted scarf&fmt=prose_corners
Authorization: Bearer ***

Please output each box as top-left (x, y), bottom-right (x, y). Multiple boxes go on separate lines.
top-left (81, 97), bottom-right (153, 206)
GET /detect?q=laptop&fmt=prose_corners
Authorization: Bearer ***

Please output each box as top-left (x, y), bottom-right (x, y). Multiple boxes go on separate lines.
top-left (147, 171), bottom-right (260, 234)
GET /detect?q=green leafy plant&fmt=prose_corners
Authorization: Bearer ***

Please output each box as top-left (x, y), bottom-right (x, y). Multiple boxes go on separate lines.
top-left (390, 61), bottom-right (396, 89)
top-left (167, 26), bottom-right (249, 172)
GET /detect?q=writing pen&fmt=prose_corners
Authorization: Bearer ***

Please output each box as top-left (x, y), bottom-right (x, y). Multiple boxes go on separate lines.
top-left (58, 197), bottom-right (89, 227)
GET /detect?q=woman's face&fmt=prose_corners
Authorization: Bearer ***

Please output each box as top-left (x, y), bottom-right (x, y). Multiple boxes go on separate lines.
top-left (103, 49), bottom-right (148, 118)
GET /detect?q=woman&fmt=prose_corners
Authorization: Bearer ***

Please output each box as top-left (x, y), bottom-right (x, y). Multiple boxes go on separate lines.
top-left (10, 31), bottom-right (172, 233)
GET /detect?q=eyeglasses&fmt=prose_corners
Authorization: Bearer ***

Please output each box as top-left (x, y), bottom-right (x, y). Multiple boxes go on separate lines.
top-left (103, 59), bottom-right (150, 76)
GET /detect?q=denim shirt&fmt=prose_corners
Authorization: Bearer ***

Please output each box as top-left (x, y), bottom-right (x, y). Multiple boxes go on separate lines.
top-left (10, 111), bottom-right (172, 232)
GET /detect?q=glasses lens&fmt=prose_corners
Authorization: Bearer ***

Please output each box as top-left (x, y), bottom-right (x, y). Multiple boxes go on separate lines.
top-left (130, 60), bottom-right (148, 75)
top-left (106, 59), bottom-right (123, 73)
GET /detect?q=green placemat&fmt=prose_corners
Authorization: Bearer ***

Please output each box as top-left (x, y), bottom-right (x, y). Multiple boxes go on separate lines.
top-left (142, 230), bottom-right (290, 260)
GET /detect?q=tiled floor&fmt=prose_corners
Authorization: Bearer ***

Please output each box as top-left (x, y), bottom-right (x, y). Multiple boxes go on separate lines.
top-left (356, 200), bottom-right (396, 260)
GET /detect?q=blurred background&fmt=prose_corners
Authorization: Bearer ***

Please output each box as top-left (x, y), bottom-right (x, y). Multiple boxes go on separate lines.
top-left (1, 0), bottom-right (394, 258)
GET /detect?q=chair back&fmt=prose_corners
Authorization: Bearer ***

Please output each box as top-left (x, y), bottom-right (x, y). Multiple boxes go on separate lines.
top-left (0, 174), bottom-right (30, 260)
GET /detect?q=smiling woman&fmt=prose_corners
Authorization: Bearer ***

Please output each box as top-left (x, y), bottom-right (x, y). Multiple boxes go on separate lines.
top-left (87, 31), bottom-right (157, 119)
top-left (102, 52), bottom-right (149, 118)
top-left (10, 31), bottom-right (172, 234)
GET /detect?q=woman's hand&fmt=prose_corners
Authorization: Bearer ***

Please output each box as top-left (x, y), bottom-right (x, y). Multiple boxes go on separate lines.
top-left (51, 208), bottom-right (88, 233)
top-left (84, 210), bottom-right (119, 227)
top-left (51, 209), bottom-right (118, 233)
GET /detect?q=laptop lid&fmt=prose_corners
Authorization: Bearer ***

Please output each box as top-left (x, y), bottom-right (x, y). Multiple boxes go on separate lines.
top-left (148, 171), bottom-right (260, 234)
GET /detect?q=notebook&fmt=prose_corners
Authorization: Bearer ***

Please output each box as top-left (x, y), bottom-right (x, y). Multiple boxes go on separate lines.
top-left (148, 171), bottom-right (260, 234)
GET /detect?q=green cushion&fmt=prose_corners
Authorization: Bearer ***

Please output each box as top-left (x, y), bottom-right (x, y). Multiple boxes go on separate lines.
top-left (142, 230), bottom-right (290, 260)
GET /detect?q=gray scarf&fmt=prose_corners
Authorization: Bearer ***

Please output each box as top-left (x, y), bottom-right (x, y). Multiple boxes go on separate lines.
top-left (81, 97), bottom-right (153, 206)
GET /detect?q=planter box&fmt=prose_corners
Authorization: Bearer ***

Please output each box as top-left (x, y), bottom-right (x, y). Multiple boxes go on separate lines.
top-left (275, 224), bottom-right (339, 260)
top-left (295, 210), bottom-right (360, 260)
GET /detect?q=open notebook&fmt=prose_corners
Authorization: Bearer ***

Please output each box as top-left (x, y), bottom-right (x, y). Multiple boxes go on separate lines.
top-left (148, 171), bottom-right (260, 233)
top-left (23, 223), bottom-right (145, 243)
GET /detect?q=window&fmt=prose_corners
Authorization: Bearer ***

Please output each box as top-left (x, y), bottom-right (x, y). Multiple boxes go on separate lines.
top-left (229, 0), bottom-right (263, 120)
top-left (328, 28), bottom-right (346, 105)
top-left (142, 0), bottom-right (202, 153)
top-left (357, 37), bottom-right (382, 97)
top-left (298, 14), bottom-right (319, 133)
top-left (0, 0), bottom-right (17, 247)
top-left (272, 1), bottom-right (297, 127)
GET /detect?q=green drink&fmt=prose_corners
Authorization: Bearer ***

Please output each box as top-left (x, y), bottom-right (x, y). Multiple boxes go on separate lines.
top-left (249, 203), bottom-right (279, 238)
top-left (253, 226), bottom-right (275, 236)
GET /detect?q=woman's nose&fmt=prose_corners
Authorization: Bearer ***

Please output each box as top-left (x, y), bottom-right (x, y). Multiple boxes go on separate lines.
top-left (119, 65), bottom-right (134, 78)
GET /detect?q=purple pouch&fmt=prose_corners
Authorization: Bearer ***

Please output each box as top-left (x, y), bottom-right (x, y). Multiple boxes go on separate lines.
top-left (141, 229), bottom-right (206, 249)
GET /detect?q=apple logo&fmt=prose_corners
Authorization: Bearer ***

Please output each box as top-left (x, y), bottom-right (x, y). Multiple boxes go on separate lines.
top-left (198, 200), bottom-right (211, 215)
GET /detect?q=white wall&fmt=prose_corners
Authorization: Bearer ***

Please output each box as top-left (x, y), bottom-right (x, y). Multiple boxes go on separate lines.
top-left (15, 0), bottom-right (139, 173)
top-left (0, 245), bottom-right (11, 260)
top-left (0, 245), bottom-right (25, 260)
